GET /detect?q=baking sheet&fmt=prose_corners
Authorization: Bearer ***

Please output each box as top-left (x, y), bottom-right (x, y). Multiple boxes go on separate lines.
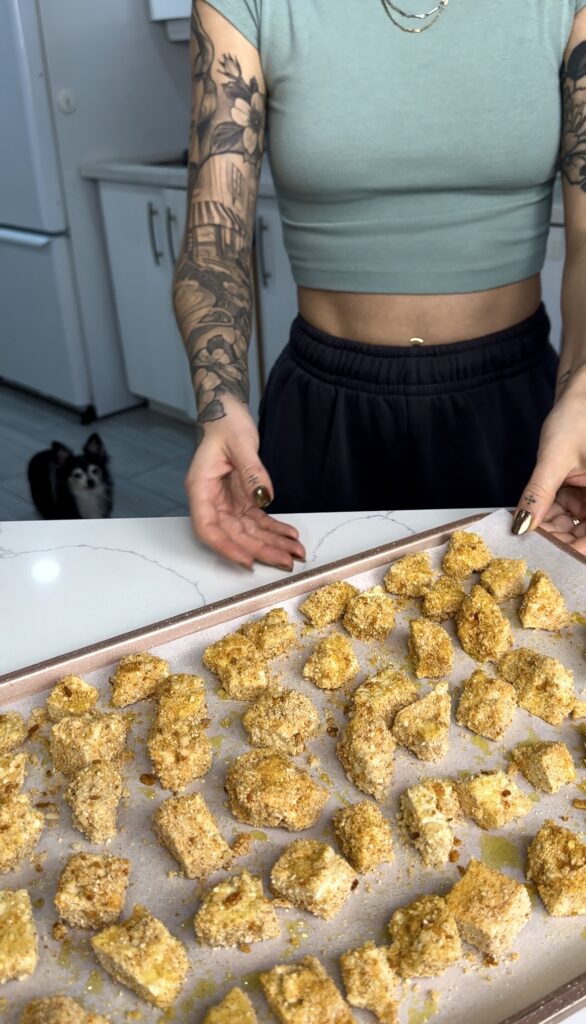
top-left (2, 508), bottom-right (586, 1024)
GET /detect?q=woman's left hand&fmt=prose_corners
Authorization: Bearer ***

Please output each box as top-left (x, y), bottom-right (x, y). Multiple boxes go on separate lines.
top-left (512, 366), bottom-right (586, 554)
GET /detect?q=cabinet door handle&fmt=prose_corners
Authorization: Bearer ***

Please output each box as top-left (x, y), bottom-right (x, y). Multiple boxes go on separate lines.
top-left (166, 207), bottom-right (178, 265)
top-left (257, 216), bottom-right (272, 287)
top-left (147, 201), bottom-right (164, 265)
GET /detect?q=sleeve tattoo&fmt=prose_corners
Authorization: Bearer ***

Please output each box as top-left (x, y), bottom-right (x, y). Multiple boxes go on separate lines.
top-left (560, 39), bottom-right (586, 190)
top-left (173, 5), bottom-right (266, 428)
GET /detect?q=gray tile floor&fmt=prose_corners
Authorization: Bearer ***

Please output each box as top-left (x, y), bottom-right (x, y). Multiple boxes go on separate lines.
top-left (0, 385), bottom-right (194, 520)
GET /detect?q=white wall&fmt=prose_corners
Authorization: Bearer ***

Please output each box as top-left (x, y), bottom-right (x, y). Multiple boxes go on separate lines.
top-left (37, 0), bottom-right (191, 416)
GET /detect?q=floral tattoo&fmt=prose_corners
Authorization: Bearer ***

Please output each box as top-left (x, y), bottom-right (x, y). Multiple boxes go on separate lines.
top-left (173, 4), bottom-right (266, 438)
top-left (560, 40), bottom-right (586, 189)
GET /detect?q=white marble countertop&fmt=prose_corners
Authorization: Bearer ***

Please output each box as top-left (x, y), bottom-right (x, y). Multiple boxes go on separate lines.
top-left (1, 509), bottom-right (489, 678)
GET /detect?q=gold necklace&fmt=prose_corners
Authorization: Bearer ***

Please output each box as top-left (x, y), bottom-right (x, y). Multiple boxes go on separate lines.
top-left (379, 0), bottom-right (449, 33)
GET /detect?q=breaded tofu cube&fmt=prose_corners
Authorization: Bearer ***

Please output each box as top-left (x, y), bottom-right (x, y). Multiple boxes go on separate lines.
top-left (383, 552), bottom-right (433, 598)
top-left (156, 674), bottom-right (208, 729)
top-left (573, 699), bottom-right (586, 718)
top-left (456, 585), bottom-right (513, 662)
top-left (20, 996), bottom-right (110, 1024)
top-left (408, 618), bottom-right (453, 679)
top-left (260, 956), bottom-right (355, 1024)
top-left (50, 713), bottom-right (127, 777)
top-left (422, 575), bottom-right (465, 621)
top-left (55, 853), bottom-right (130, 929)
top-left (239, 607), bottom-right (296, 659)
top-left (348, 667), bottom-right (418, 726)
top-left (391, 682), bottom-right (451, 762)
top-left (299, 580), bottom-right (359, 628)
top-left (0, 711), bottom-right (27, 755)
top-left (0, 795), bottom-right (44, 873)
top-left (148, 718), bottom-right (212, 792)
top-left (519, 570), bottom-right (570, 631)
top-left (442, 530), bottom-right (492, 578)
top-left (400, 778), bottom-right (460, 868)
top-left (455, 669), bottom-right (517, 740)
top-left (333, 801), bottom-right (394, 873)
top-left (270, 840), bottom-right (357, 919)
top-left (0, 889), bottom-right (37, 983)
top-left (47, 675), bottom-right (99, 722)
top-left (340, 942), bottom-right (398, 1024)
top-left (194, 870), bottom-right (280, 947)
top-left (337, 710), bottom-right (395, 802)
top-left (498, 647), bottom-right (574, 725)
top-left (110, 652), bottom-right (168, 707)
top-left (0, 751), bottom-right (27, 801)
top-left (480, 559), bottom-right (527, 603)
top-left (343, 586), bottom-right (396, 642)
top-left (388, 895), bottom-right (461, 978)
top-left (302, 633), bottom-right (359, 690)
top-left (225, 749), bottom-right (328, 830)
top-left (512, 741), bottom-right (576, 794)
top-left (91, 905), bottom-right (189, 1008)
top-left (66, 762), bottom-right (122, 844)
top-left (203, 633), bottom-right (269, 700)
top-left (242, 688), bottom-right (320, 756)
top-left (526, 820), bottom-right (586, 916)
top-left (203, 989), bottom-right (257, 1024)
top-left (447, 859), bottom-right (531, 956)
top-left (154, 793), bottom-right (232, 879)
top-left (457, 770), bottom-right (532, 830)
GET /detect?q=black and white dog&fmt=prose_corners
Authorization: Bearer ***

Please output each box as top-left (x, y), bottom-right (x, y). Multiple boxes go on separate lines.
top-left (28, 433), bottom-right (113, 519)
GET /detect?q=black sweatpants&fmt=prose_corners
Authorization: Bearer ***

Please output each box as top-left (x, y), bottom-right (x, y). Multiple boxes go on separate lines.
top-left (258, 303), bottom-right (558, 513)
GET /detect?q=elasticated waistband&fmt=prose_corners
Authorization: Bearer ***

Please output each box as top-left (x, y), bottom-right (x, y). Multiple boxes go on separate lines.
top-left (287, 303), bottom-right (552, 397)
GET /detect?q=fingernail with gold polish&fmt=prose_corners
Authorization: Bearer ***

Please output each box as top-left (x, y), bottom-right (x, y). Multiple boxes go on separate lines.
top-left (512, 509), bottom-right (533, 536)
top-left (253, 485), bottom-right (272, 509)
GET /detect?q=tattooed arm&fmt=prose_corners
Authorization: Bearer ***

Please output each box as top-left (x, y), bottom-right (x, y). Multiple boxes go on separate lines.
top-left (173, 2), bottom-right (305, 568)
top-left (513, 11), bottom-right (586, 547)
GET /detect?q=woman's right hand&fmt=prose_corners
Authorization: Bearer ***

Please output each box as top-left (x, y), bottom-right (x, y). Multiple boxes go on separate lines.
top-left (185, 399), bottom-right (306, 570)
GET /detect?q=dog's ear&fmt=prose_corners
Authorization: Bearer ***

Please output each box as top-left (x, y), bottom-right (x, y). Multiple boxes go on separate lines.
top-left (51, 442), bottom-right (72, 466)
top-left (84, 433), bottom-right (107, 460)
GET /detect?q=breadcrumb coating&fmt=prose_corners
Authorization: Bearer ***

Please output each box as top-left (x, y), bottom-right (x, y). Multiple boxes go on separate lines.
top-left (203, 633), bottom-right (270, 700)
top-left (343, 586), bottom-right (396, 642)
top-left (456, 585), bottom-right (513, 662)
top-left (457, 770), bottom-right (532, 830)
top-left (260, 956), bottom-right (355, 1024)
top-left (203, 988), bottom-right (257, 1024)
top-left (399, 778), bottom-right (460, 868)
top-left (512, 741), bottom-right (576, 794)
top-left (299, 581), bottom-right (359, 628)
top-left (455, 669), bottom-right (517, 741)
top-left (388, 895), bottom-right (461, 978)
top-left (0, 795), bottom-right (44, 873)
top-left (408, 618), bottom-right (453, 679)
top-left (519, 571), bottom-right (570, 631)
top-left (391, 682), bottom-right (451, 762)
top-left (302, 633), bottom-right (360, 690)
top-left (47, 676), bottom-right (99, 722)
top-left (339, 942), bottom-right (398, 1024)
top-left (239, 608), bottom-right (297, 659)
top-left (148, 718), bottom-right (212, 793)
top-left (154, 793), bottom-right (232, 879)
top-left (20, 995), bottom-right (110, 1024)
top-left (526, 820), bottom-right (586, 916)
top-left (442, 530), bottom-right (492, 578)
top-left (55, 853), bottom-right (130, 929)
top-left (110, 652), bottom-right (168, 707)
top-left (422, 575), bottom-right (465, 621)
top-left (0, 889), bottom-right (37, 983)
top-left (270, 839), bottom-right (357, 919)
top-left (0, 711), bottom-right (27, 755)
top-left (155, 674), bottom-right (208, 729)
top-left (498, 647), bottom-right (574, 725)
top-left (66, 762), bottom-right (122, 844)
top-left (337, 710), bottom-right (395, 802)
top-left (194, 870), bottom-right (279, 948)
top-left (447, 859), bottom-right (531, 956)
top-left (348, 667), bottom-right (418, 725)
top-left (383, 552), bottom-right (433, 598)
top-left (0, 750), bottom-right (27, 801)
top-left (242, 688), bottom-right (320, 755)
top-left (50, 713), bottom-right (128, 777)
top-left (91, 905), bottom-right (189, 1009)
top-left (479, 559), bottom-right (527, 602)
top-left (225, 749), bottom-right (328, 831)
top-left (333, 801), bottom-right (394, 874)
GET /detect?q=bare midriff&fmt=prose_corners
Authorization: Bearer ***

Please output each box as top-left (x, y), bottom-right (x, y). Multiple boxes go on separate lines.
top-left (297, 274), bottom-right (542, 347)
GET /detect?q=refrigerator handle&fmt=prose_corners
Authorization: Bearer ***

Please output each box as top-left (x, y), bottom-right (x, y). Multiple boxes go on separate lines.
top-left (0, 228), bottom-right (51, 248)
top-left (147, 201), bottom-right (164, 265)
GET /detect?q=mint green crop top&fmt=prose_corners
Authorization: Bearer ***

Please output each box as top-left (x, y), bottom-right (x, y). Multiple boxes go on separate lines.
top-left (205, 0), bottom-right (586, 294)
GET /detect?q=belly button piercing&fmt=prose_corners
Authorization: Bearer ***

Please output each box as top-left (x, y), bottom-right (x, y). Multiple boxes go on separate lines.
top-left (410, 337), bottom-right (425, 346)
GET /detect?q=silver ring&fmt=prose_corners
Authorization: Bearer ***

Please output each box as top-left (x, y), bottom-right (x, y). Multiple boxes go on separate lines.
top-left (572, 516), bottom-right (581, 527)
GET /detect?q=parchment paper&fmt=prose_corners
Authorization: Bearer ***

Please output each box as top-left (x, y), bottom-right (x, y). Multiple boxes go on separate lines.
top-left (3, 509), bottom-right (586, 1024)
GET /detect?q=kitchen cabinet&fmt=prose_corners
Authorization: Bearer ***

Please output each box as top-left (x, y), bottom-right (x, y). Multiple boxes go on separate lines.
top-left (97, 181), bottom-right (263, 421)
top-left (254, 196), bottom-right (299, 386)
